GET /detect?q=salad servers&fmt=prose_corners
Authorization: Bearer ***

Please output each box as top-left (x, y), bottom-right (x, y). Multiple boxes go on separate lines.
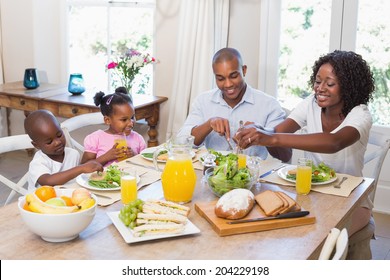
top-left (334, 176), bottom-right (348, 189)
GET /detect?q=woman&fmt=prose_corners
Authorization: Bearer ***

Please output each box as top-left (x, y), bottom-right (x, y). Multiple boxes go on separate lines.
top-left (235, 50), bottom-right (375, 236)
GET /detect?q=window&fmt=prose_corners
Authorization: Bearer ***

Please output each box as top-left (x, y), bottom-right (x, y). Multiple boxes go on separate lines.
top-left (277, 0), bottom-right (332, 110)
top-left (260, 0), bottom-right (390, 126)
top-left (355, 0), bottom-right (390, 126)
top-left (67, 0), bottom-right (155, 95)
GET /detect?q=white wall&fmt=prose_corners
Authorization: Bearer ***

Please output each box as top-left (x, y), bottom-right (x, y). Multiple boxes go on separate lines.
top-left (0, 0), bottom-right (262, 139)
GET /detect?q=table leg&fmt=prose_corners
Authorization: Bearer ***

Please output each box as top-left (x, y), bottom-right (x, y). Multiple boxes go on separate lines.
top-left (145, 104), bottom-right (160, 147)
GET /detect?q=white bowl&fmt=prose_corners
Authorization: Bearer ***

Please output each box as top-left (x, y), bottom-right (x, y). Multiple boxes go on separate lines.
top-left (18, 188), bottom-right (97, 242)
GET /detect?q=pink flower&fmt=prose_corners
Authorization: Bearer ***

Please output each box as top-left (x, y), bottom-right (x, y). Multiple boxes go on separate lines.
top-left (107, 62), bottom-right (118, 69)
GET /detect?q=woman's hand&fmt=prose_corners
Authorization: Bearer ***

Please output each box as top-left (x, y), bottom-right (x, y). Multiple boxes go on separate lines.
top-left (233, 124), bottom-right (270, 149)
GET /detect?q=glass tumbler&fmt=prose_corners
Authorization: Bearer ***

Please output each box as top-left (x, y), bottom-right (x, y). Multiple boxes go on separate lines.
top-left (296, 158), bottom-right (312, 195)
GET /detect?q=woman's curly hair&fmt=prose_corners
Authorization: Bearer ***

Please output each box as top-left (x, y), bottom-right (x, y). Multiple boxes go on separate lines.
top-left (93, 87), bottom-right (133, 116)
top-left (309, 50), bottom-right (375, 117)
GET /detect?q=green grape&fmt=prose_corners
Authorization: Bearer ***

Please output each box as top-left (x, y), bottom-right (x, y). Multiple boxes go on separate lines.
top-left (129, 213), bottom-right (136, 221)
top-left (124, 217), bottom-right (131, 226)
top-left (129, 221), bottom-right (136, 229)
top-left (119, 198), bottom-right (144, 228)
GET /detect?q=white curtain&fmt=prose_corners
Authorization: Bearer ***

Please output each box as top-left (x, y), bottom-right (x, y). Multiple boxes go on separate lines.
top-left (165, 0), bottom-right (230, 139)
top-left (0, 2), bottom-right (7, 137)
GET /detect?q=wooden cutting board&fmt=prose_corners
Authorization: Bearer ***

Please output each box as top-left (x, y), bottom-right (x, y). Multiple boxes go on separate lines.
top-left (195, 192), bottom-right (316, 237)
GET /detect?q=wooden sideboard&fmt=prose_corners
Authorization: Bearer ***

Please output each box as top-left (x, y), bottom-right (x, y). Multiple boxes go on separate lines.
top-left (0, 81), bottom-right (168, 147)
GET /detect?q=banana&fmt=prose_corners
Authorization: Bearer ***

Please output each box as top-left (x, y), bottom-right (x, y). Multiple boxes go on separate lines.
top-left (26, 193), bottom-right (80, 214)
top-left (78, 198), bottom-right (95, 211)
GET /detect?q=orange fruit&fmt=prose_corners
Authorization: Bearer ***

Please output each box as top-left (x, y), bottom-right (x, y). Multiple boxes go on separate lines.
top-left (35, 186), bottom-right (56, 202)
top-left (23, 202), bottom-right (31, 211)
top-left (61, 195), bottom-right (74, 206)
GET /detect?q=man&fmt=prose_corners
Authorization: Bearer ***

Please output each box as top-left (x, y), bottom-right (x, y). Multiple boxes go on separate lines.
top-left (178, 47), bottom-right (291, 162)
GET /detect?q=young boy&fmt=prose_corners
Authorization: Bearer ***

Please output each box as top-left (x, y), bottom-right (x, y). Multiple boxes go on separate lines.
top-left (24, 109), bottom-right (103, 192)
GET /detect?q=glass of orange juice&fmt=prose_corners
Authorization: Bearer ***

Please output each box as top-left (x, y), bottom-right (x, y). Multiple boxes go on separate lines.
top-left (296, 158), bottom-right (312, 195)
top-left (115, 134), bottom-right (128, 162)
top-left (120, 169), bottom-right (137, 205)
top-left (237, 153), bottom-right (247, 169)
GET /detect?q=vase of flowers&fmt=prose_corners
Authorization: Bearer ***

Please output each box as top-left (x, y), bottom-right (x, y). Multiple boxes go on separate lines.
top-left (107, 48), bottom-right (157, 95)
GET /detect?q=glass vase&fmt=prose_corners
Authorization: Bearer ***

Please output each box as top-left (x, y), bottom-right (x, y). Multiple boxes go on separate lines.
top-left (68, 73), bottom-right (85, 95)
top-left (23, 68), bottom-right (40, 89)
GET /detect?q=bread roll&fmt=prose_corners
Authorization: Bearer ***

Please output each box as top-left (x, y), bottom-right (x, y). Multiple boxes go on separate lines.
top-left (214, 189), bottom-right (255, 220)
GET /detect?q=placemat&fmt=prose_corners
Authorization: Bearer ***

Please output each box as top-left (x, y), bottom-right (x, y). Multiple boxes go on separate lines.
top-left (62, 164), bottom-right (162, 206)
top-left (260, 169), bottom-right (364, 197)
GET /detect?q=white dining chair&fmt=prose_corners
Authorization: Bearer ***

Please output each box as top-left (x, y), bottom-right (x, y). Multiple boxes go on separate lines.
top-left (347, 129), bottom-right (390, 259)
top-left (332, 228), bottom-right (349, 260)
top-left (363, 129), bottom-right (390, 203)
top-left (319, 228), bottom-right (348, 260)
top-left (60, 112), bottom-right (104, 155)
top-left (0, 134), bottom-right (34, 206)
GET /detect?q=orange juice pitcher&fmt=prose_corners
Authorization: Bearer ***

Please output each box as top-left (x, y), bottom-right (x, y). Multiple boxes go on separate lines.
top-left (153, 135), bottom-right (196, 204)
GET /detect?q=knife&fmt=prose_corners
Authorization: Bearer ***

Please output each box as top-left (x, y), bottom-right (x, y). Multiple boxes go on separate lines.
top-left (259, 164), bottom-right (286, 179)
top-left (226, 210), bottom-right (310, 224)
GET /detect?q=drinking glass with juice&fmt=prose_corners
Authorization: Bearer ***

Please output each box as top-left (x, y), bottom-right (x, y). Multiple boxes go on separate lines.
top-left (121, 170), bottom-right (137, 205)
top-left (296, 158), bottom-right (312, 195)
top-left (115, 134), bottom-right (128, 162)
top-left (237, 153), bottom-right (247, 169)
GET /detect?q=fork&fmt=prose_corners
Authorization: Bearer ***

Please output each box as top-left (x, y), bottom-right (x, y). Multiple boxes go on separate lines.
top-left (224, 133), bottom-right (234, 151)
top-left (334, 176), bottom-right (348, 189)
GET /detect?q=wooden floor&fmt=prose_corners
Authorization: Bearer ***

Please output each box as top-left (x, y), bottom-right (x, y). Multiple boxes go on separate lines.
top-left (1, 150), bottom-right (389, 260)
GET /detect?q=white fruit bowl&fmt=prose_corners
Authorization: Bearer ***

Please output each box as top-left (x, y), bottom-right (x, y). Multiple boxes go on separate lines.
top-left (18, 188), bottom-right (97, 242)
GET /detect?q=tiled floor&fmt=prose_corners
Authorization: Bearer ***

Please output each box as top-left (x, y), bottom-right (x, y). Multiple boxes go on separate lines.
top-left (1, 150), bottom-right (389, 259)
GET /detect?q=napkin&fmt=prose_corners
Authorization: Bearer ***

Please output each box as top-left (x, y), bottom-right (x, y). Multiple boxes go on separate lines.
top-left (311, 174), bottom-right (364, 197)
top-left (260, 167), bottom-right (364, 197)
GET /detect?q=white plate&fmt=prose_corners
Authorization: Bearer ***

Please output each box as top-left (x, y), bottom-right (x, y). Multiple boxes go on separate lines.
top-left (107, 211), bottom-right (200, 243)
top-left (277, 165), bottom-right (338, 186)
top-left (141, 147), bottom-right (196, 162)
top-left (76, 173), bottom-right (140, 191)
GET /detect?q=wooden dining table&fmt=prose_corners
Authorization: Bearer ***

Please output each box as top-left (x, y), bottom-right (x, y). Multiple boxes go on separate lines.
top-left (0, 81), bottom-right (168, 147)
top-left (0, 167), bottom-right (374, 260)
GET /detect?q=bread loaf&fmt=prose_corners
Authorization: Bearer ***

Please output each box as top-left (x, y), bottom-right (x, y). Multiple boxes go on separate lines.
top-left (215, 189), bottom-right (255, 220)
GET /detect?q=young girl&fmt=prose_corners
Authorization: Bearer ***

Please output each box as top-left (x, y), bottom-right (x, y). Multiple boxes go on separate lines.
top-left (81, 87), bottom-right (147, 166)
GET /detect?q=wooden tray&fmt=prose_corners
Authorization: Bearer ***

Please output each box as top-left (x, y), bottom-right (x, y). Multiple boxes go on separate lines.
top-left (195, 192), bottom-right (316, 237)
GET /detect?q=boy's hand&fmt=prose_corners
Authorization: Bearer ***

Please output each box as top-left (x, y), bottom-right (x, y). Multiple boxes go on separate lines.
top-left (82, 160), bottom-right (103, 173)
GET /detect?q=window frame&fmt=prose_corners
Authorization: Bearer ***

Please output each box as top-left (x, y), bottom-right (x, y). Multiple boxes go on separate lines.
top-left (66, 0), bottom-right (156, 94)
